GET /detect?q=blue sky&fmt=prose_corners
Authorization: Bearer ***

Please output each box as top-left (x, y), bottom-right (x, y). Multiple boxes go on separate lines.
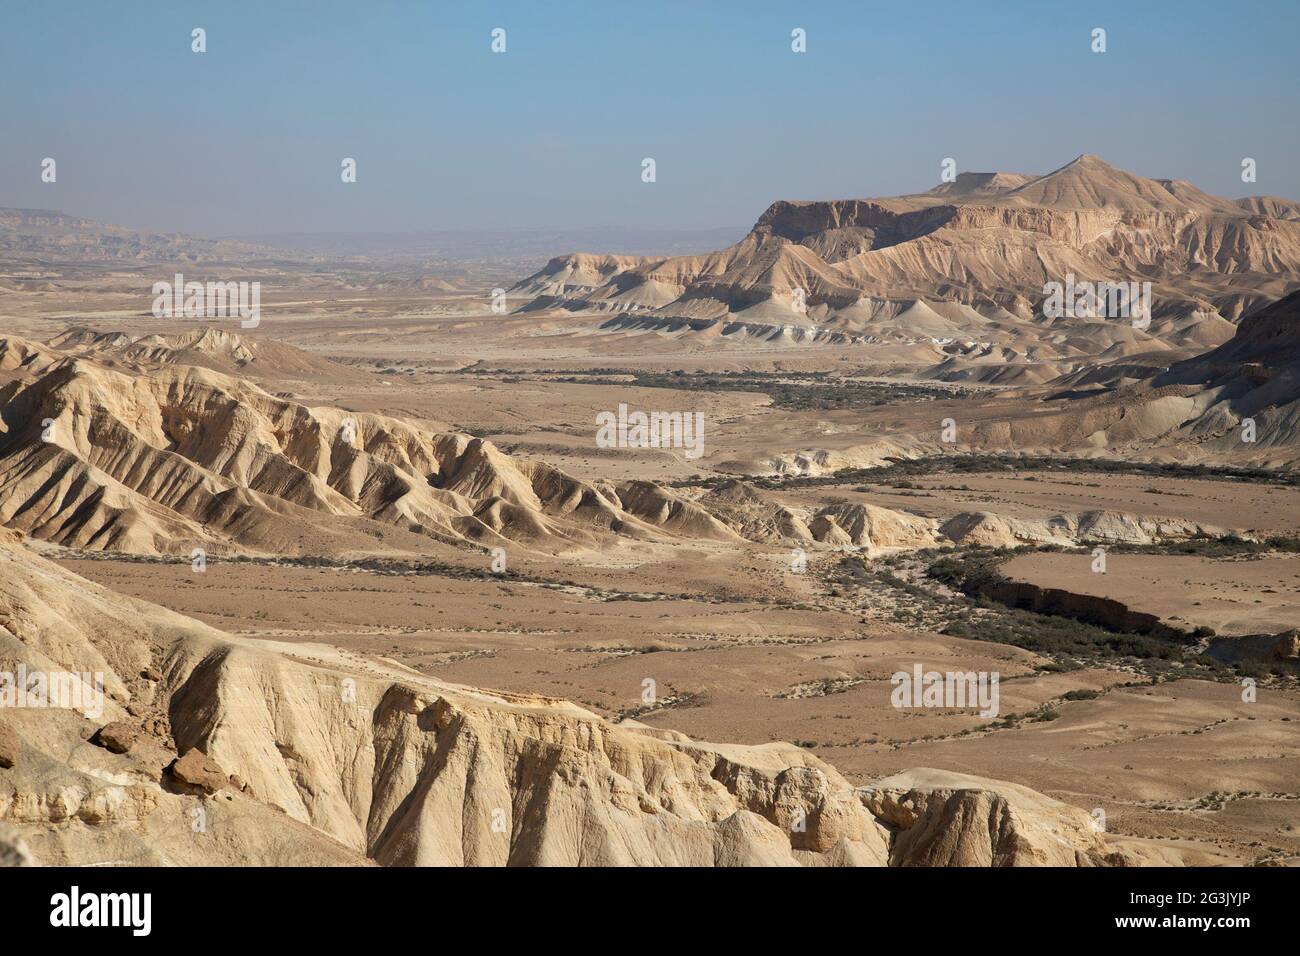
top-left (1, 0), bottom-right (1296, 236)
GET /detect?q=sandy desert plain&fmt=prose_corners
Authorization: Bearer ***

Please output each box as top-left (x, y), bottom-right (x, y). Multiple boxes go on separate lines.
top-left (1, 155), bottom-right (1299, 867)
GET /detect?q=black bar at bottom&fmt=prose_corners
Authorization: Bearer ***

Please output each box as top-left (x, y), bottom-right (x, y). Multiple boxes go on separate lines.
top-left (0, 865), bottom-right (1282, 942)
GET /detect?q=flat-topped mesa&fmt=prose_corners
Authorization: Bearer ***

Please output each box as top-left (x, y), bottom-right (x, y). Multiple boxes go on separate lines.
top-left (754, 199), bottom-right (899, 238)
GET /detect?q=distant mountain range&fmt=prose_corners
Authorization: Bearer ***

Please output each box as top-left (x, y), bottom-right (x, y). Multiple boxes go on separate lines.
top-left (0, 207), bottom-right (744, 265)
top-left (0, 208), bottom-right (275, 264)
top-left (221, 227), bottom-right (748, 260)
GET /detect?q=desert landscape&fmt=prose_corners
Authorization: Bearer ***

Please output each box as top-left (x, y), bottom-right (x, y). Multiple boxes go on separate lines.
top-left (1, 5), bottom-right (1297, 889)
top-left (1, 149), bottom-right (1298, 871)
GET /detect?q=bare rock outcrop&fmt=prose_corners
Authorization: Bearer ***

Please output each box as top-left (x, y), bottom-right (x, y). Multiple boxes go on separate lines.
top-left (860, 769), bottom-right (1114, 866)
top-left (0, 525), bottom-right (1193, 867)
top-left (161, 636), bottom-right (891, 866)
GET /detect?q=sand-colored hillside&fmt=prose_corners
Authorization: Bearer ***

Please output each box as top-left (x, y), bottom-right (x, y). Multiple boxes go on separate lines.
top-left (0, 527), bottom-right (1183, 867)
top-left (44, 326), bottom-right (366, 383)
top-left (0, 338), bottom-right (771, 556)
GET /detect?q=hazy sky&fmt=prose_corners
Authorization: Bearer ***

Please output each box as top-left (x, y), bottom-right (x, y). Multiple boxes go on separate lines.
top-left (2, 0), bottom-right (1297, 237)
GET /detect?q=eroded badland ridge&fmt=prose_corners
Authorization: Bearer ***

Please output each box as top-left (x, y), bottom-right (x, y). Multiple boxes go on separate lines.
top-left (1, 154), bottom-right (1298, 867)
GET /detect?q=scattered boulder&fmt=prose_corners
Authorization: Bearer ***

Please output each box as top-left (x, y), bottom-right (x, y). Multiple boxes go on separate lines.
top-left (0, 721), bottom-right (19, 769)
top-left (92, 721), bottom-right (141, 754)
top-left (141, 667), bottom-right (162, 682)
top-left (167, 749), bottom-right (228, 794)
